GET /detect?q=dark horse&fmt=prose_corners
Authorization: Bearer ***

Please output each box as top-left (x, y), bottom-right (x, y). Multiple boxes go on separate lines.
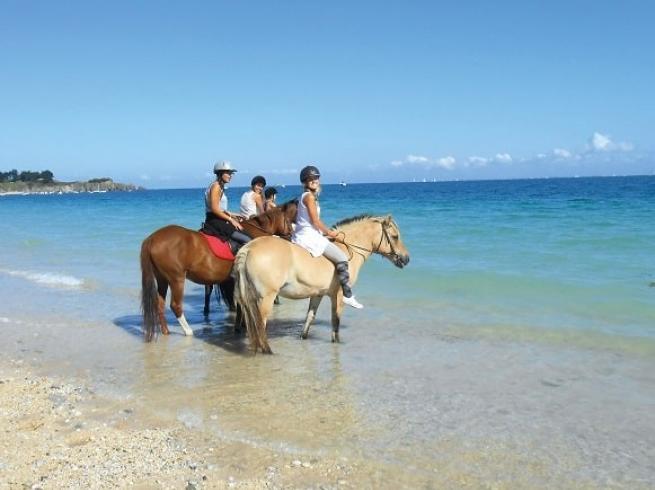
top-left (140, 200), bottom-right (297, 341)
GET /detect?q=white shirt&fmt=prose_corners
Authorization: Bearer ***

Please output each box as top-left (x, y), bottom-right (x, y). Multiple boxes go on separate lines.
top-left (205, 182), bottom-right (228, 214)
top-left (239, 190), bottom-right (258, 218)
top-left (291, 191), bottom-right (329, 257)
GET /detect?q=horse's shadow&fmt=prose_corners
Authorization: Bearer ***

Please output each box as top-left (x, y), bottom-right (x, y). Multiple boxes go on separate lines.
top-left (113, 288), bottom-right (249, 354)
top-left (113, 288), bottom-right (345, 355)
top-left (114, 288), bottom-right (343, 353)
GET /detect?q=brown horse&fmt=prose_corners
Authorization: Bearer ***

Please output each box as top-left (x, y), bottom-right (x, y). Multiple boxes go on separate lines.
top-left (233, 215), bottom-right (410, 353)
top-left (140, 200), bottom-right (297, 341)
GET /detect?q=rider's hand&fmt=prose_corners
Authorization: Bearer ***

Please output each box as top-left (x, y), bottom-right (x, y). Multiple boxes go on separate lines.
top-left (229, 217), bottom-right (243, 231)
top-left (326, 229), bottom-right (338, 240)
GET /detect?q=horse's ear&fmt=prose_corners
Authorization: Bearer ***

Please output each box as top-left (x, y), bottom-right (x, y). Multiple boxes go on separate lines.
top-left (383, 214), bottom-right (393, 225)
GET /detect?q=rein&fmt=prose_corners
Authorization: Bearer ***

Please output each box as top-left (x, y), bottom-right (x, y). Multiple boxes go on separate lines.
top-left (334, 221), bottom-right (401, 262)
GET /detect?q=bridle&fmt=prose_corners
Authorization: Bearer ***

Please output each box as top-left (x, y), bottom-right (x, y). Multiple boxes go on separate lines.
top-left (336, 220), bottom-right (402, 263)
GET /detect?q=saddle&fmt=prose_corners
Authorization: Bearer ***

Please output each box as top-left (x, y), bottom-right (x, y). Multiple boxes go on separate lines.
top-left (199, 232), bottom-right (235, 261)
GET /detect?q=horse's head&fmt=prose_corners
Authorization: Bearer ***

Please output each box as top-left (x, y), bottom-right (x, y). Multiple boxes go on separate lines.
top-left (243, 199), bottom-right (297, 239)
top-left (374, 215), bottom-right (410, 268)
top-left (272, 199), bottom-right (298, 239)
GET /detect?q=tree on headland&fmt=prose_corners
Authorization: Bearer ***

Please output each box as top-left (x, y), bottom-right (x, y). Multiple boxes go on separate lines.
top-left (0, 169), bottom-right (54, 183)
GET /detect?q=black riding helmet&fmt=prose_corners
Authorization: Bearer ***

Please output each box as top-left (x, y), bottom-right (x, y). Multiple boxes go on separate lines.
top-left (300, 165), bottom-right (320, 183)
top-left (251, 175), bottom-right (266, 187)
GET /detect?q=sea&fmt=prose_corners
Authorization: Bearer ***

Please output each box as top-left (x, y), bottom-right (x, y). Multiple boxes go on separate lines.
top-left (1, 176), bottom-right (654, 487)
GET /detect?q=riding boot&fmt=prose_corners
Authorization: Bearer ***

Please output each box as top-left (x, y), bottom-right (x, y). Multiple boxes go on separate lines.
top-left (335, 261), bottom-right (353, 298)
top-left (336, 262), bottom-right (364, 309)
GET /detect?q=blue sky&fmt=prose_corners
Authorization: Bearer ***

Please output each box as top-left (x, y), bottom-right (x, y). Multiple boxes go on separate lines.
top-left (1, 1), bottom-right (653, 188)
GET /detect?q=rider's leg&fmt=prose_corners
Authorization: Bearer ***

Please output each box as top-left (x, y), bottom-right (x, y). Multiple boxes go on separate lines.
top-left (322, 242), bottom-right (363, 309)
top-left (229, 230), bottom-right (252, 253)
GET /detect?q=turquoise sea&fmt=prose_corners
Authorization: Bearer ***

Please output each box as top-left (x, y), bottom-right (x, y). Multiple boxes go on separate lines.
top-left (1, 176), bottom-right (654, 487)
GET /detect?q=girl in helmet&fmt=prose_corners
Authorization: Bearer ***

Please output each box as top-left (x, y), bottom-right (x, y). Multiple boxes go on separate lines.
top-left (291, 165), bottom-right (363, 309)
top-left (239, 175), bottom-right (267, 219)
top-left (203, 161), bottom-right (251, 250)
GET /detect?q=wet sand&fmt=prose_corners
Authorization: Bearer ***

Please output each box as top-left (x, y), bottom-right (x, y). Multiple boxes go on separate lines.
top-left (1, 291), bottom-right (654, 488)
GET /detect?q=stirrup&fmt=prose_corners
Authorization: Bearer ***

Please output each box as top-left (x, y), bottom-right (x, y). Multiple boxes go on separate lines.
top-left (343, 295), bottom-right (364, 309)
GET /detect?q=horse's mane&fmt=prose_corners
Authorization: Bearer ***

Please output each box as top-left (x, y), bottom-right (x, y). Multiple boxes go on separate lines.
top-left (251, 198), bottom-right (298, 222)
top-left (333, 214), bottom-right (374, 228)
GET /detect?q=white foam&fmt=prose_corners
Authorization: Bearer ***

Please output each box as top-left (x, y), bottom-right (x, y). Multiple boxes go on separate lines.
top-left (0, 269), bottom-right (85, 289)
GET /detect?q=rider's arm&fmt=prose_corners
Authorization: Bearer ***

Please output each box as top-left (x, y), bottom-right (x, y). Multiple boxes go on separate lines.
top-left (303, 193), bottom-right (337, 239)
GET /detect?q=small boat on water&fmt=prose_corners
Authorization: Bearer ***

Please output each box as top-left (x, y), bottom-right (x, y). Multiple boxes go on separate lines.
top-left (339, 181), bottom-right (347, 187)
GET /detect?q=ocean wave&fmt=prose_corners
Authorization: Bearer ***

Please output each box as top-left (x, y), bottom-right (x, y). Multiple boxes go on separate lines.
top-left (0, 269), bottom-right (85, 289)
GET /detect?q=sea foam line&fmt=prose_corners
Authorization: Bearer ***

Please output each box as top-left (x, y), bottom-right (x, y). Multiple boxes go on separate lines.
top-left (0, 269), bottom-right (85, 289)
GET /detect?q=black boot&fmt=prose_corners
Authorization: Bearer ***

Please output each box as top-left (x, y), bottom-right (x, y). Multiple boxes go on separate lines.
top-left (335, 262), bottom-right (352, 297)
top-left (336, 262), bottom-right (364, 309)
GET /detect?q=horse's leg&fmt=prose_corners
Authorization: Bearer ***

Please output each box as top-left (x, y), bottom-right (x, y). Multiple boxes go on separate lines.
top-left (258, 293), bottom-right (277, 354)
top-left (300, 296), bottom-right (323, 339)
top-left (219, 278), bottom-right (236, 312)
top-left (169, 278), bottom-right (193, 336)
top-left (330, 293), bottom-right (344, 343)
top-left (203, 284), bottom-right (213, 316)
top-left (156, 278), bottom-right (170, 336)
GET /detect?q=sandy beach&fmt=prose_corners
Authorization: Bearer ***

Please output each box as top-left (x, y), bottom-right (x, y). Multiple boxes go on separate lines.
top-left (0, 357), bottom-right (375, 489)
top-left (2, 302), bottom-right (654, 489)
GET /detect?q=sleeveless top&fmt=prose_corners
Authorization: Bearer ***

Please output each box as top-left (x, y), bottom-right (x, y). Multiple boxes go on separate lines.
top-left (291, 191), bottom-right (329, 257)
top-left (205, 182), bottom-right (228, 215)
top-left (239, 190), bottom-right (258, 218)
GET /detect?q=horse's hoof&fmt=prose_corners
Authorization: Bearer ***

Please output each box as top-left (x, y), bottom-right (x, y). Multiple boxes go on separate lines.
top-left (300, 332), bottom-right (307, 340)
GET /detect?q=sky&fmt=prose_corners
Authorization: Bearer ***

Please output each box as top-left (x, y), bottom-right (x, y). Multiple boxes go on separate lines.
top-left (1, 1), bottom-right (654, 188)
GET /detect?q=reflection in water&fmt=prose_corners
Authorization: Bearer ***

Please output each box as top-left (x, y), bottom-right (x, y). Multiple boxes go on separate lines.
top-left (131, 319), bottom-right (362, 457)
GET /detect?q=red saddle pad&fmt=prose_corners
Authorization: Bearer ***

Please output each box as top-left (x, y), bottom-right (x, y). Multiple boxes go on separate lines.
top-left (200, 232), bottom-right (235, 261)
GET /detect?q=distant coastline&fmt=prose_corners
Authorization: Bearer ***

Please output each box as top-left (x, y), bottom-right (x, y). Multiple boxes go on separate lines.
top-left (0, 178), bottom-right (143, 195)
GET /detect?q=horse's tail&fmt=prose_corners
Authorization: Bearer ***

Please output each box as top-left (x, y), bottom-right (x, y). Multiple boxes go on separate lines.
top-left (233, 246), bottom-right (269, 353)
top-left (140, 236), bottom-right (160, 342)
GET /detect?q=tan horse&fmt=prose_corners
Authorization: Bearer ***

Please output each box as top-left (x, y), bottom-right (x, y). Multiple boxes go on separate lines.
top-left (233, 215), bottom-right (410, 353)
top-left (140, 200), bottom-right (297, 341)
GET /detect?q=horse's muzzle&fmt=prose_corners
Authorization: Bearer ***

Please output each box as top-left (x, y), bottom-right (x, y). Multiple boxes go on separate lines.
top-left (393, 254), bottom-right (410, 268)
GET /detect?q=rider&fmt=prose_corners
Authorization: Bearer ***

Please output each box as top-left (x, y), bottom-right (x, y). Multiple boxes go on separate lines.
top-left (203, 161), bottom-right (251, 251)
top-left (239, 175), bottom-right (266, 219)
top-left (264, 186), bottom-right (278, 212)
top-left (291, 165), bottom-right (363, 309)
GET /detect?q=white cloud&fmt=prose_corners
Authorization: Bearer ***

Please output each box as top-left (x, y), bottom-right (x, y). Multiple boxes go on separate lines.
top-left (589, 132), bottom-right (634, 152)
top-left (468, 156), bottom-right (489, 166)
top-left (390, 154), bottom-right (432, 168)
top-left (436, 156), bottom-right (457, 169)
top-left (494, 153), bottom-right (513, 163)
top-left (591, 132), bottom-right (612, 151)
top-left (407, 154), bottom-right (430, 164)
top-left (553, 148), bottom-right (572, 159)
top-left (267, 168), bottom-right (298, 175)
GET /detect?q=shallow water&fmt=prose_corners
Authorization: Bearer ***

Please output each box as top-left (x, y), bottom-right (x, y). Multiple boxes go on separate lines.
top-left (1, 177), bottom-right (654, 486)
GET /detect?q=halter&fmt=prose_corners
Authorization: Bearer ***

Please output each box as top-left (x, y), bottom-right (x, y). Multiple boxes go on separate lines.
top-left (337, 220), bottom-right (402, 263)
